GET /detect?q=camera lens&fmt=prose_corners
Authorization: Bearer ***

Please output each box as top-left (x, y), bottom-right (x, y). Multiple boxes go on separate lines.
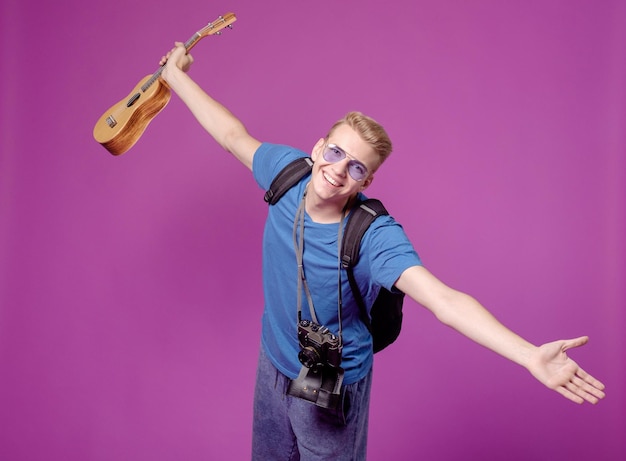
top-left (298, 347), bottom-right (321, 368)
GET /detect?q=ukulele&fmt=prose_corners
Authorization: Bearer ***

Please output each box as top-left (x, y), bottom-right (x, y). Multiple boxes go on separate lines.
top-left (93, 13), bottom-right (236, 155)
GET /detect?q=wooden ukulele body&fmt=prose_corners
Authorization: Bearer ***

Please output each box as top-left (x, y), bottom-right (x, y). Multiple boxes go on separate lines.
top-left (93, 76), bottom-right (171, 155)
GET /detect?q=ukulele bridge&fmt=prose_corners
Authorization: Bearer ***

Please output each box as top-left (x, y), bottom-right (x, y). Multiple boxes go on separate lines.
top-left (106, 115), bottom-right (117, 128)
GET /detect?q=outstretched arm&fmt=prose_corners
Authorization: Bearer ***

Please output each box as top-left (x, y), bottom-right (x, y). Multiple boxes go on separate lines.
top-left (159, 43), bottom-right (261, 170)
top-left (395, 265), bottom-right (606, 404)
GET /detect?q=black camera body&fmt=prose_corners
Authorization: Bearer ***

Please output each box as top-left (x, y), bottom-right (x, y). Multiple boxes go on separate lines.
top-left (297, 319), bottom-right (342, 369)
top-left (288, 320), bottom-right (345, 414)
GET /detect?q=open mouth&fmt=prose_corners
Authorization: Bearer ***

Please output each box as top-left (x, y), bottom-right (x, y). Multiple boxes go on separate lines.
top-left (323, 172), bottom-right (342, 187)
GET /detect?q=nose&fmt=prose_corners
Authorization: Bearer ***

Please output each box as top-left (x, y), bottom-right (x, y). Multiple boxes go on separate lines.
top-left (331, 158), bottom-right (350, 177)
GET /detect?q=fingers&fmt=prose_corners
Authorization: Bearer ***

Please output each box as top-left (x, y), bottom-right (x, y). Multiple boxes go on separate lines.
top-left (556, 369), bottom-right (606, 405)
top-left (556, 336), bottom-right (605, 404)
top-left (556, 385), bottom-right (585, 404)
top-left (558, 384), bottom-right (599, 405)
top-left (575, 368), bottom-right (606, 398)
top-left (159, 42), bottom-right (189, 66)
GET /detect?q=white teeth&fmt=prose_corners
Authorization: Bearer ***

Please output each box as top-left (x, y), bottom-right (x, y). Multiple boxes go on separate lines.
top-left (324, 172), bottom-right (340, 187)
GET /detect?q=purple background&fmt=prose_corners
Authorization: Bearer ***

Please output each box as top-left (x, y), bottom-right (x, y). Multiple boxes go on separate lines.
top-left (1, 0), bottom-right (624, 460)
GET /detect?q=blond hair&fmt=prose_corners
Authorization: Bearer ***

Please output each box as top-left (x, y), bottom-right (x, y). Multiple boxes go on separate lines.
top-left (326, 112), bottom-right (393, 167)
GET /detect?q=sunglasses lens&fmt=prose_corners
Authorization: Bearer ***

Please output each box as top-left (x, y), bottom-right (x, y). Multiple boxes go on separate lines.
top-left (324, 146), bottom-right (344, 162)
top-left (323, 144), bottom-right (368, 181)
top-left (348, 163), bottom-right (367, 181)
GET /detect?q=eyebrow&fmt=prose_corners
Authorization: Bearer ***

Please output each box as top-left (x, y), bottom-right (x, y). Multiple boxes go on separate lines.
top-left (329, 144), bottom-right (364, 163)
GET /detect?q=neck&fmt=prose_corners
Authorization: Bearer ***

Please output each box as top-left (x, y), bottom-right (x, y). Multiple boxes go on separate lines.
top-left (305, 191), bottom-right (356, 224)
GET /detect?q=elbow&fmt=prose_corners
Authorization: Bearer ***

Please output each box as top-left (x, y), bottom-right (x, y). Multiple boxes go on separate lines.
top-left (221, 125), bottom-right (249, 152)
top-left (429, 290), bottom-right (477, 327)
top-left (218, 130), bottom-right (239, 153)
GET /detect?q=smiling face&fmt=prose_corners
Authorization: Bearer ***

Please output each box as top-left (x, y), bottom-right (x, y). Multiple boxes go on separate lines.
top-left (307, 123), bottom-right (381, 220)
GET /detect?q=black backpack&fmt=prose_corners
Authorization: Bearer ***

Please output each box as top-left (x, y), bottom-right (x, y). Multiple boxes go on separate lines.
top-left (264, 157), bottom-right (405, 353)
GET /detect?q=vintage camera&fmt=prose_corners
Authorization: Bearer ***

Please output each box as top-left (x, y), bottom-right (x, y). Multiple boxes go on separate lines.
top-left (297, 319), bottom-right (342, 370)
top-left (287, 320), bottom-right (345, 414)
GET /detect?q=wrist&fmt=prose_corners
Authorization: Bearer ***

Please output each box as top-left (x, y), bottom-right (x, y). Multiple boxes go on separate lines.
top-left (162, 65), bottom-right (187, 89)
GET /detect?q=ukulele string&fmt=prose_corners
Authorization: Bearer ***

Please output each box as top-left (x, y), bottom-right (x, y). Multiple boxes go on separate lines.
top-left (140, 16), bottom-right (233, 94)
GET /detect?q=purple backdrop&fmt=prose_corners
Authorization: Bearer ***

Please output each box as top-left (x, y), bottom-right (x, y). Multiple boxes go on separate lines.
top-left (1, 0), bottom-right (624, 460)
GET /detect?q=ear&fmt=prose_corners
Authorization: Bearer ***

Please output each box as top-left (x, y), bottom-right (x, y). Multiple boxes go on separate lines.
top-left (311, 138), bottom-right (325, 162)
top-left (360, 174), bottom-right (375, 191)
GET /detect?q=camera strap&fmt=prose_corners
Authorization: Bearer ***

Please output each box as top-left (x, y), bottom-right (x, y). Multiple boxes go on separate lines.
top-left (292, 184), bottom-right (346, 341)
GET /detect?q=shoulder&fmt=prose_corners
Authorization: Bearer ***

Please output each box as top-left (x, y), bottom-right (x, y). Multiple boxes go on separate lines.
top-left (253, 143), bottom-right (310, 189)
top-left (352, 195), bottom-right (406, 239)
top-left (363, 213), bottom-right (410, 249)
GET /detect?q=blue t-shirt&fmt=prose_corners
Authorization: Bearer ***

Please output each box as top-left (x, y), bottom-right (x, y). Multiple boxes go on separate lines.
top-left (253, 143), bottom-right (422, 384)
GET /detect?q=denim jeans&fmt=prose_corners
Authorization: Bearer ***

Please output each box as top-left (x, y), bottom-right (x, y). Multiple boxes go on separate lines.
top-left (252, 346), bottom-right (372, 460)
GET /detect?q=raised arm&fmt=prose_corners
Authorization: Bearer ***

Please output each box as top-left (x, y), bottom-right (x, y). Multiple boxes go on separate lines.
top-left (160, 43), bottom-right (261, 170)
top-left (395, 265), bottom-right (606, 404)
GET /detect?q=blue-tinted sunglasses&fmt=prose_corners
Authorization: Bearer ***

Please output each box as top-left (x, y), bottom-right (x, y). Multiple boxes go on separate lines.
top-left (323, 144), bottom-right (369, 181)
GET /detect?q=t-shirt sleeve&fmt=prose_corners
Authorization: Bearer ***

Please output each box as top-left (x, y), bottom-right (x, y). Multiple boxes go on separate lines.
top-left (361, 215), bottom-right (422, 292)
top-left (253, 143), bottom-right (309, 190)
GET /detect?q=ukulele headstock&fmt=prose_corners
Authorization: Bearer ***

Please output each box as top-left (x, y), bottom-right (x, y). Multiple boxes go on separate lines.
top-left (197, 12), bottom-right (237, 38)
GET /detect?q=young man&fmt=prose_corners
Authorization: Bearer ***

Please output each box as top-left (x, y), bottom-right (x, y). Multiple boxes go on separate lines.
top-left (159, 43), bottom-right (605, 460)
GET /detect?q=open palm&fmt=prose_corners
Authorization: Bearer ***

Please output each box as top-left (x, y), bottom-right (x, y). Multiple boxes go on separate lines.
top-left (528, 336), bottom-right (605, 404)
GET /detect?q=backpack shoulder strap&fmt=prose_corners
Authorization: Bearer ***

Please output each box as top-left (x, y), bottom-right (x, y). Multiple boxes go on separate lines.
top-left (341, 199), bottom-right (389, 269)
top-left (341, 199), bottom-right (389, 330)
top-left (264, 157), bottom-right (314, 205)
